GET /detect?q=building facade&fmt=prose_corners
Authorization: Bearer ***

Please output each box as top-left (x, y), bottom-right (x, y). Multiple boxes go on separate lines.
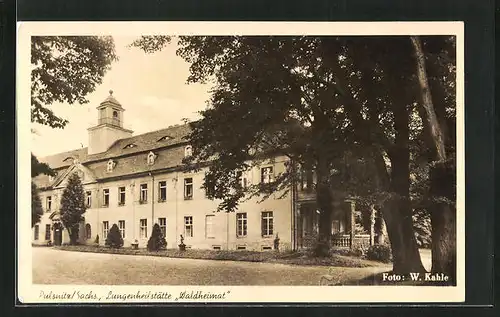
top-left (32, 92), bottom-right (363, 251)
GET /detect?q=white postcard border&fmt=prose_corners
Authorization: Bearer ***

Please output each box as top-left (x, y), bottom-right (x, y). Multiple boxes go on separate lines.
top-left (17, 21), bottom-right (465, 304)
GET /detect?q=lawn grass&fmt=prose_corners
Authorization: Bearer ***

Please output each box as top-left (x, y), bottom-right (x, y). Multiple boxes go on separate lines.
top-left (54, 245), bottom-right (386, 268)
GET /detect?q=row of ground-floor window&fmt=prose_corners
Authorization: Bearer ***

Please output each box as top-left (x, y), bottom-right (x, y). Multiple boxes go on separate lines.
top-left (33, 211), bottom-right (276, 248)
top-left (33, 201), bottom-right (379, 251)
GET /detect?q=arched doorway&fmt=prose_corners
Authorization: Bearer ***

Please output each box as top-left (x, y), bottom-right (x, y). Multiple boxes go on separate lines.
top-left (85, 223), bottom-right (92, 240)
top-left (53, 222), bottom-right (63, 246)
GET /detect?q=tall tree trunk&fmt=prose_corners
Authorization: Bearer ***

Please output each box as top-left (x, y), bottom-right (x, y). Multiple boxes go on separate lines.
top-left (315, 157), bottom-right (333, 257)
top-left (373, 149), bottom-right (426, 274)
top-left (411, 36), bottom-right (456, 283)
top-left (369, 205), bottom-right (375, 246)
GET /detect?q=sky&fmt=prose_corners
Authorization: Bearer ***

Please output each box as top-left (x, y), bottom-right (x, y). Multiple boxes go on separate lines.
top-left (31, 36), bottom-right (211, 158)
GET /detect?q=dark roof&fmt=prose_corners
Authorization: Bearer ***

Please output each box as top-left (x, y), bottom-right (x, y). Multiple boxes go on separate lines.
top-left (38, 123), bottom-right (191, 171)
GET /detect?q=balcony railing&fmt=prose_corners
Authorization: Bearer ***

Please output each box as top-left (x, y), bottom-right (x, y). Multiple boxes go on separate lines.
top-left (331, 234), bottom-right (371, 248)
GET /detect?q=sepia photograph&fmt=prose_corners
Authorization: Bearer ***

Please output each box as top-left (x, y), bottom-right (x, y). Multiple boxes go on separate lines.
top-left (18, 22), bottom-right (464, 303)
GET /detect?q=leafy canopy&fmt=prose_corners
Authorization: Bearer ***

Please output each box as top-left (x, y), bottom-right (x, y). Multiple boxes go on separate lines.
top-left (31, 36), bottom-right (118, 128)
top-left (31, 182), bottom-right (43, 227)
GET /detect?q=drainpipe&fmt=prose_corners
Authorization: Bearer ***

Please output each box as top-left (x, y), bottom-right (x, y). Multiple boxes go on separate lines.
top-left (130, 182), bottom-right (135, 241)
top-left (96, 185), bottom-right (100, 245)
top-left (174, 172), bottom-right (179, 246)
top-left (149, 172), bottom-right (155, 228)
top-left (226, 211), bottom-right (229, 250)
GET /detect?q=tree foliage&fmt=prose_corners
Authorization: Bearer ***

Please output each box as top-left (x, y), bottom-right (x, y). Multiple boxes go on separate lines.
top-left (147, 223), bottom-right (167, 251)
top-left (31, 36), bottom-right (118, 128)
top-left (59, 173), bottom-right (86, 245)
top-left (31, 182), bottom-right (43, 227)
top-left (131, 35), bottom-right (456, 273)
top-left (105, 224), bottom-right (124, 248)
top-left (31, 153), bottom-right (55, 177)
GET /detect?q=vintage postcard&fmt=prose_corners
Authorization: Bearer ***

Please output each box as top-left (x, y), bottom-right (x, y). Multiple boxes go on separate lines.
top-left (17, 21), bottom-right (464, 304)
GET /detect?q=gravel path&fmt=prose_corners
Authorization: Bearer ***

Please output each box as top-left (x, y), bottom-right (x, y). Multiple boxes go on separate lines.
top-left (32, 247), bottom-right (391, 286)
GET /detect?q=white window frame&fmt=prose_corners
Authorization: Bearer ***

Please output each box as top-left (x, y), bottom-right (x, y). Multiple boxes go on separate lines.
top-left (46, 196), bottom-right (52, 212)
top-left (236, 213), bottom-right (248, 237)
top-left (261, 211), bottom-right (274, 237)
top-left (184, 145), bottom-right (193, 157)
top-left (147, 151), bottom-right (156, 165)
top-left (86, 191), bottom-right (92, 208)
top-left (205, 215), bottom-right (215, 239)
top-left (107, 159), bottom-right (115, 172)
top-left (45, 224), bottom-right (51, 240)
top-left (184, 216), bottom-right (193, 237)
top-left (85, 223), bottom-right (91, 240)
top-left (140, 183), bottom-right (148, 203)
top-left (158, 181), bottom-right (167, 202)
top-left (118, 220), bottom-right (126, 238)
top-left (184, 178), bottom-right (193, 200)
top-left (102, 189), bottom-right (110, 207)
top-left (261, 166), bottom-right (274, 184)
top-left (140, 219), bottom-right (148, 238)
top-left (118, 186), bottom-right (126, 205)
top-left (102, 221), bottom-right (109, 238)
top-left (158, 217), bottom-right (167, 237)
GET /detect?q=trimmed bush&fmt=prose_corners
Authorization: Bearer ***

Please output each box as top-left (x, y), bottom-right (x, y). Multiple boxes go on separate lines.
top-left (311, 240), bottom-right (330, 257)
top-left (147, 223), bottom-right (167, 251)
top-left (94, 234), bottom-right (100, 245)
top-left (105, 224), bottom-right (124, 248)
top-left (366, 244), bottom-right (392, 263)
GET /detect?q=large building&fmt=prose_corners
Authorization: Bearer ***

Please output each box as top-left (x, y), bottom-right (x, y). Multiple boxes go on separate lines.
top-left (32, 91), bottom-right (363, 251)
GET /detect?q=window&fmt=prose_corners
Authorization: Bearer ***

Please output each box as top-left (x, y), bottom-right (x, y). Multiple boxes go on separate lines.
top-left (46, 196), bottom-right (52, 211)
top-left (102, 189), bottom-right (110, 207)
top-left (45, 224), bottom-right (51, 240)
top-left (237, 171), bottom-right (249, 189)
top-left (261, 211), bottom-right (274, 236)
top-left (147, 151), bottom-right (156, 165)
top-left (158, 218), bottom-right (167, 237)
top-left (261, 246), bottom-right (272, 251)
top-left (140, 219), bottom-right (148, 238)
top-left (119, 220), bottom-right (126, 238)
top-left (123, 143), bottom-right (137, 149)
top-left (184, 145), bottom-right (193, 157)
top-left (113, 110), bottom-right (118, 118)
top-left (205, 215), bottom-right (215, 238)
top-left (86, 191), bottom-right (92, 208)
top-left (85, 224), bottom-right (91, 240)
top-left (118, 186), bottom-right (126, 205)
top-left (184, 216), bottom-right (193, 237)
top-left (102, 221), bottom-right (109, 238)
top-left (184, 178), bottom-right (193, 200)
top-left (261, 166), bottom-right (274, 184)
top-left (212, 245), bottom-right (221, 250)
top-left (158, 181), bottom-right (167, 202)
top-left (34, 225), bottom-right (39, 240)
top-left (237, 245), bottom-right (247, 250)
top-left (236, 213), bottom-right (248, 237)
top-left (140, 184), bottom-right (148, 203)
top-left (107, 159), bottom-right (115, 172)
top-left (158, 135), bottom-right (173, 142)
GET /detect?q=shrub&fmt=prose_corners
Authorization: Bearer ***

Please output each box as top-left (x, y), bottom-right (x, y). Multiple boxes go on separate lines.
top-left (105, 224), bottom-right (124, 248)
top-left (366, 244), bottom-right (392, 263)
top-left (311, 239), bottom-right (330, 257)
top-left (94, 234), bottom-right (100, 245)
top-left (147, 224), bottom-right (167, 251)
